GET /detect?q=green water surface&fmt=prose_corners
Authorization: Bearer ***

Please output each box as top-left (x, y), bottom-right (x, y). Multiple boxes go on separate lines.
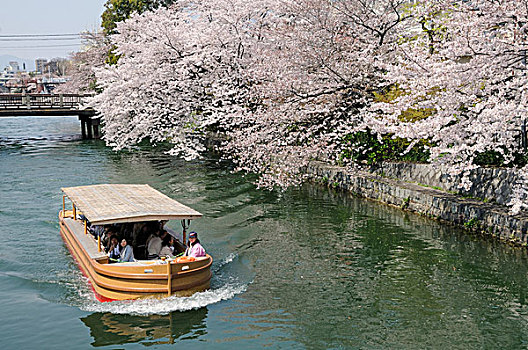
top-left (1, 117), bottom-right (528, 349)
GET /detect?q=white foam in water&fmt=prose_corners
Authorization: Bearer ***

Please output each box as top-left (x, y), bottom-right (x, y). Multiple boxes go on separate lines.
top-left (223, 253), bottom-right (236, 264)
top-left (216, 253), bottom-right (237, 269)
top-left (80, 283), bottom-right (247, 315)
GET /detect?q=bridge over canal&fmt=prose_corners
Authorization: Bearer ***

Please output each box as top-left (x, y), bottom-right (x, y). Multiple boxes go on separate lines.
top-left (0, 94), bottom-right (101, 139)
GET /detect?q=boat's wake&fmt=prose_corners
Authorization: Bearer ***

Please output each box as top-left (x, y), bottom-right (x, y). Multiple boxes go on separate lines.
top-left (79, 283), bottom-right (247, 315)
top-left (72, 253), bottom-right (249, 315)
top-left (214, 252), bottom-right (237, 271)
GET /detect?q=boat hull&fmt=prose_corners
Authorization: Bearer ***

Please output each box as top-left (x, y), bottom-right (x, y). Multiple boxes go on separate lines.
top-left (59, 214), bottom-right (212, 302)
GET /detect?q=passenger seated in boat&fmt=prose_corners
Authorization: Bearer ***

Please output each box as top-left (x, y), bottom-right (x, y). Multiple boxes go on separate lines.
top-left (185, 231), bottom-right (206, 258)
top-left (159, 234), bottom-right (175, 258)
top-left (103, 229), bottom-right (118, 253)
top-left (108, 236), bottom-right (121, 261)
top-left (146, 230), bottom-right (162, 259)
top-left (159, 220), bottom-right (168, 230)
top-left (145, 229), bottom-right (155, 248)
top-left (147, 230), bottom-right (169, 259)
top-left (119, 238), bottom-right (135, 262)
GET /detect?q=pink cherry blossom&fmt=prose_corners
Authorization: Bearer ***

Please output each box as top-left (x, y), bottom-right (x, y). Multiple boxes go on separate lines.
top-left (68, 0), bottom-right (528, 212)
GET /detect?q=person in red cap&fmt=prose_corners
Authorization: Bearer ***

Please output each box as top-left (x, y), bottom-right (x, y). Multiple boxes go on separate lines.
top-left (185, 231), bottom-right (206, 257)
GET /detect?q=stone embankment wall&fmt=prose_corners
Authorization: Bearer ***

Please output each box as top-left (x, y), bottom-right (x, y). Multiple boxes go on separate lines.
top-left (305, 161), bottom-right (528, 245)
top-left (366, 162), bottom-right (522, 206)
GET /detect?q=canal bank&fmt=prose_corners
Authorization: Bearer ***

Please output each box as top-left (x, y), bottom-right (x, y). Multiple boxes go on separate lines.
top-left (306, 161), bottom-right (528, 246)
top-left (207, 132), bottom-right (528, 246)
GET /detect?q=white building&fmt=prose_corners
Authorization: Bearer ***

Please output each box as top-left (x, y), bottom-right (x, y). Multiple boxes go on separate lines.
top-left (7, 61), bottom-right (19, 72)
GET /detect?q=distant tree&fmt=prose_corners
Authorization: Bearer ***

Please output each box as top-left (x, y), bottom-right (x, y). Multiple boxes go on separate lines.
top-left (50, 58), bottom-right (71, 77)
top-left (101, 0), bottom-right (176, 35)
top-left (55, 32), bottom-right (109, 94)
top-left (102, 0), bottom-right (177, 64)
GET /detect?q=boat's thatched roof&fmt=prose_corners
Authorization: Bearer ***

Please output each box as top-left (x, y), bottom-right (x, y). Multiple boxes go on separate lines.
top-left (61, 184), bottom-right (202, 225)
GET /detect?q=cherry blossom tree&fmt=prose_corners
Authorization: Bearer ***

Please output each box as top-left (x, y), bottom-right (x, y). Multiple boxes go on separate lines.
top-left (87, 0), bottom-right (528, 211)
top-left (89, 1), bottom-right (267, 159)
top-left (90, 0), bottom-right (411, 187)
top-left (219, 0), bottom-right (412, 187)
top-left (371, 0), bottom-right (528, 211)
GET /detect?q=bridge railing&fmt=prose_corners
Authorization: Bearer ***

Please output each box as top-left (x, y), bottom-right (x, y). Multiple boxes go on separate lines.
top-left (0, 94), bottom-right (90, 109)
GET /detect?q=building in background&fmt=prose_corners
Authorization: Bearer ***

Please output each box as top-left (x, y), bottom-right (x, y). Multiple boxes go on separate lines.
top-left (0, 70), bottom-right (16, 92)
top-left (8, 61), bottom-right (20, 72)
top-left (41, 58), bottom-right (69, 76)
top-left (35, 58), bottom-right (47, 74)
top-left (0, 57), bottom-right (71, 92)
top-left (1, 62), bottom-right (19, 92)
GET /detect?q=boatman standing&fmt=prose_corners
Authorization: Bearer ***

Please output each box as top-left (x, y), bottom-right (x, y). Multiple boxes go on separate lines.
top-left (185, 231), bottom-right (206, 257)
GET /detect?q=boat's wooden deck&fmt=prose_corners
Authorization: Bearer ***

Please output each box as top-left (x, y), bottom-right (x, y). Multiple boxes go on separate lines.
top-left (63, 218), bottom-right (107, 260)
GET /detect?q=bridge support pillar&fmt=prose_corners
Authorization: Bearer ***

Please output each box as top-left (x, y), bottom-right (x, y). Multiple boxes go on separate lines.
top-left (81, 120), bottom-right (87, 139)
top-left (86, 118), bottom-right (93, 139)
top-left (92, 118), bottom-right (101, 139)
top-left (79, 112), bottom-right (99, 140)
top-left (93, 124), bottom-right (100, 139)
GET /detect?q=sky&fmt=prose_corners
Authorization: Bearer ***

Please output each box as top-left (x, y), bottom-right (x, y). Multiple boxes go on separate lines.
top-left (0, 0), bottom-right (106, 65)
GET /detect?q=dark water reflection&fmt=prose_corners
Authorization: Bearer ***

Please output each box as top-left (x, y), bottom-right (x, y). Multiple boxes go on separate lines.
top-left (238, 187), bottom-right (528, 349)
top-left (2, 117), bottom-right (528, 349)
top-left (81, 309), bottom-right (208, 347)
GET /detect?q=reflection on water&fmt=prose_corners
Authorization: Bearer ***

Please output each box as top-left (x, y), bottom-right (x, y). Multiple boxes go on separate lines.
top-left (81, 309), bottom-right (208, 347)
top-left (211, 185), bottom-right (528, 349)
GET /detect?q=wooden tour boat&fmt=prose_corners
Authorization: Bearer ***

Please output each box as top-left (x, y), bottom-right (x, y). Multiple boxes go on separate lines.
top-left (59, 184), bottom-right (212, 302)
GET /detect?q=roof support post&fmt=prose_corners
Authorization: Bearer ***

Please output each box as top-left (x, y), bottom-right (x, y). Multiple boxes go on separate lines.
top-left (167, 262), bottom-right (172, 296)
top-left (62, 195), bottom-right (65, 218)
top-left (181, 219), bottom-right (190, 247)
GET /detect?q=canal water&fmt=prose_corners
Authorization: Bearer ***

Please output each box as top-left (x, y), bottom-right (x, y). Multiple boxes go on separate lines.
top-left (2, 117), bottom-right (528, 349)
